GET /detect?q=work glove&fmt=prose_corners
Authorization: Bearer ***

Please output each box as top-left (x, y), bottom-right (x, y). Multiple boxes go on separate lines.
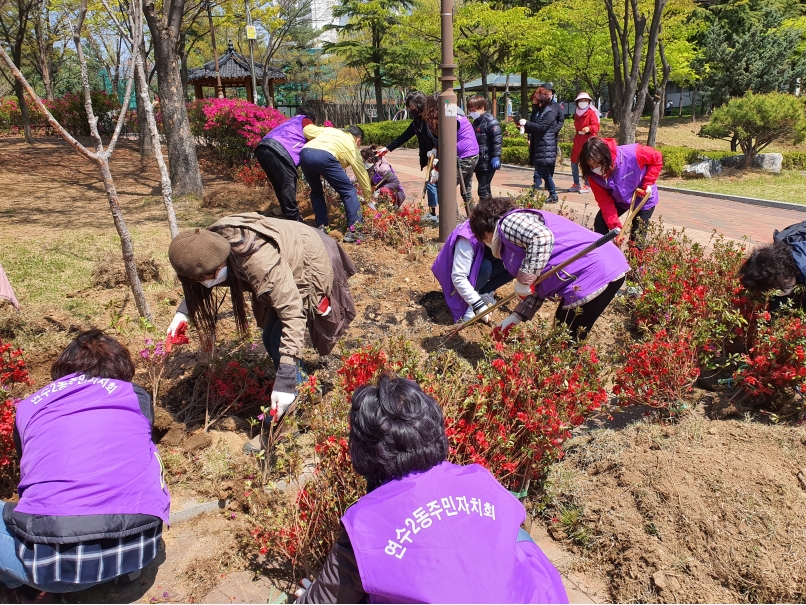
top-left (463, 299), bottom-right (492, 324)
top-left (429, 168), bottom-right (439, 184)
top-left (514, 281), bottom-right (533, 298)
top-left (491, 157), bottom-right (501, 170)
top-left (377, 147), bottom-right (389, 157)
top-left (427, 148), bottom-right (438, 158)
top-left (373, 189), bottom-right (380, 199)
top-left (480, 292), bottom-right (495, 306)
top-left (294, 579), bottom-right (313, 599)
top-left (271, 363), bottom-right (298, 421)
top-left (518, 119), bottom-right (527, 126)
top-left (498, 313), bottom-right (521, 330)
top-left (635, 184), bottom-right (653, 200)
top-left (167, 312), bottom-right (188, 338)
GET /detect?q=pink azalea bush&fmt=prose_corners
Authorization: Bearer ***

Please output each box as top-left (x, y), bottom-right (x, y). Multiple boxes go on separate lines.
top-left (188, 98), bottom-right (287, 165)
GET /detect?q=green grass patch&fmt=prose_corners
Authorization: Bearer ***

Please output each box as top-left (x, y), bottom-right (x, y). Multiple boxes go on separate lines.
top-left (661, 169), bottom-right (806, 205)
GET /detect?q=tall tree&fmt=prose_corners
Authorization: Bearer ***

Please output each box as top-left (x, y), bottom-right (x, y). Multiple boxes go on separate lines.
top-left (324, 0), bottom-right (415, 120)
top-left (604, 0), bottom-right (668, 143)
top-left (0, 0), bottom-right (40, 143)
top-left (143, 0), bottom-right (204, 197)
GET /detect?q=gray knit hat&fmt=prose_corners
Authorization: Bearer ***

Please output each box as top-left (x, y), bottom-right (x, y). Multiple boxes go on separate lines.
top-left (168, 229), bottom-right (231, 279)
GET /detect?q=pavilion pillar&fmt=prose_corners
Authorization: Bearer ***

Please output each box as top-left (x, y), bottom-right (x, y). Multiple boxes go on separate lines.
top-left (194, 83), bottom-right (203, 100)
top-left (491, 87), bottom-right (498, 118)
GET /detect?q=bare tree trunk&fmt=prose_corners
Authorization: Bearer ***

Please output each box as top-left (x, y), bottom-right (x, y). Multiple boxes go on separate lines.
top-left (144, 0), bottom-right (204, 198)
top-left (520, 69), bottom-right (528, 119)
top-left (34, 8), bottom-right (54, 100)
top-left (13, 80), bottom-right (34, 143)
top-left (678, 89), bottom-right (683, 117)
top-left (691, 86), bottom-right (696, 122)
top-left (647, 65), bottom-right (660, 147)
top-left (136, 37), bottom-right (155, 159)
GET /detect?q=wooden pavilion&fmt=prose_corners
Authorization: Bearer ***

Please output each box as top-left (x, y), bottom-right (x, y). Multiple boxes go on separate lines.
top-left (187, 41), bottom-right (286, 103)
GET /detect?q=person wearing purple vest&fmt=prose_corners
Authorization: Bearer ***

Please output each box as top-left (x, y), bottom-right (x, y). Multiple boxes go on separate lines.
top-left (0, 330), bottom-right (169, 597)
top-left (254, 105), bottom-right (318, 222)
top-left (579, 137), bottom-right (663, 248)
top-left (295, 375), bottom-right (568, 604)
top-left (469, 197), bottom-right (630, 340)
top-left (431, 221), bottom-right (513, 323)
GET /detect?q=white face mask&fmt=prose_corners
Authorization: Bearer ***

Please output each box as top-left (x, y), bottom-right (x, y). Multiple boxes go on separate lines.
top-left (591, 166), bottom-right (605, 176)
top-left (469, 111), bottom-right (482, 119)
top-left (364, 162), bottom-right (374, 169)
top-left (201, 265), bottom-right (228, 288)
top-left (577, 101), bottom-right (589, 110)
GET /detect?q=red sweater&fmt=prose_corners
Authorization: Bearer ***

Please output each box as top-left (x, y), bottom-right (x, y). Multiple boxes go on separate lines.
top-left (588, 138), bottom-right (663, 230)
top-left (570, 109), bottom-right (600, 162)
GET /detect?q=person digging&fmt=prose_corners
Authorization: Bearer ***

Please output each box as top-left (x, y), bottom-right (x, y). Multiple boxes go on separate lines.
top-left (166, 214), bottom-right (357, 451)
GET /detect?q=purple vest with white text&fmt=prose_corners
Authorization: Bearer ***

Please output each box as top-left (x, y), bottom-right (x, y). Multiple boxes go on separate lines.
top-left (262, 114), bottom-right (307, 166)
top-left (431, 222), bottom-right (486, 322)
top-left (498, 209), bottom-right (629, 306)
top-left (14, 373), bottom-right (170, 523)
top-left (589, 144), bottom-right (659, 211)
top-left (342, 461), bottom-right (568, 604)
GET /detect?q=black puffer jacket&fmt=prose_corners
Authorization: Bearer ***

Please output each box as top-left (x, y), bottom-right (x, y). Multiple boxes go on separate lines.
top-left (472, 112), bottom-right (503, 171)
top-left (525, 103), bottom-right (559, 166)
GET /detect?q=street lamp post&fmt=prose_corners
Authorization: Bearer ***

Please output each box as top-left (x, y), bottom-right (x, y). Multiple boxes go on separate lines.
top-left (245, 0), bottom-right (259, 104)
top-left (207, 0), bottom-right (224, 98)
top-left (437, 0), bottom-right (457, 242)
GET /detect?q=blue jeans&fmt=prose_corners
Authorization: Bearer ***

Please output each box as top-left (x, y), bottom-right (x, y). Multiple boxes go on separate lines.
top-left (262, 314), bottom-right (305, 383)
top-left (571, 162), bottom-right (580, 186)
top-left (426, 182), bottom-right (438, 208)
top-left (516, 528), bottom-right (535, 543)
top-left (299, 148), bottom-right (361, 229)
top-left (533, 164), bottom-right (556, 197)
top-left (477, 253), bottom-right (513, 295)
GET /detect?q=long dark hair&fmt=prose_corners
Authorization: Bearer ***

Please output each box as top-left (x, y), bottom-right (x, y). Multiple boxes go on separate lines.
top-left (469, 196), bottom-right (515, 241)
top-left (578, 137), bottom-right (614, 180)
top-left (178, 226), bottom-right (264, 348)
top-left (423, 93), bottom-right (440, 137)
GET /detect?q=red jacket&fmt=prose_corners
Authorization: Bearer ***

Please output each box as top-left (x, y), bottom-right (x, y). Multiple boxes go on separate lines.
top-left (588, 138), bottom-right (663, 230)
top-left (570, 109), bottom-right (600, 162)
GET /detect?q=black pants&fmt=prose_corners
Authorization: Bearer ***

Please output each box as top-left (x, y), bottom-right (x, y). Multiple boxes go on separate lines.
top-left (593, 207), bottom-right (655, 249)
top-left (554, 277), bottom-right (625, 340)
top-left (475, 169), bottom-right (496, 199)
top-left (254, 144), bottom-right (302, 222)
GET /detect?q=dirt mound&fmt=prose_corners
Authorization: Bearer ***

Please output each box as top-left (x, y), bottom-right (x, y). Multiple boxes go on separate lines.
top-left (542, 415), bottom-right (806, 603)
top-left (92, 258), bottom-right (161, 289)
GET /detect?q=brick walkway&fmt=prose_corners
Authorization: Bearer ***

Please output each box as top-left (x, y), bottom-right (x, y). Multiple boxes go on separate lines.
top-left (385, 148), bottom-right (804, 247)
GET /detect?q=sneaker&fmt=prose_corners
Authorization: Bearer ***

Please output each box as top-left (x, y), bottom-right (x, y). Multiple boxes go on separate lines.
top-left (580, 185), bottom-right (591, 194)
top-left (318, 225), bottom-right (327, 232)
top-left (546, 195), bottom-right (559, 204)
top-left (423, 213), bottom-right (439, 224)
top-left (343, 229), bottom-right (363, 243)
top-left (567, 184), bottom-right (581, 193)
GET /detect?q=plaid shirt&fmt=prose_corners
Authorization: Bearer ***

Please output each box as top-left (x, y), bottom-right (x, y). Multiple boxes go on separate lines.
top-left (16, 525), bottom-right (162, 588)
top-left (499, 212), bottom-right (554, 313)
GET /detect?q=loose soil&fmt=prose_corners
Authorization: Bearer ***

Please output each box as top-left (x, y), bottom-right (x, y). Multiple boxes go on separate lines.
top-left (1, 137), bottom-right (804, 602)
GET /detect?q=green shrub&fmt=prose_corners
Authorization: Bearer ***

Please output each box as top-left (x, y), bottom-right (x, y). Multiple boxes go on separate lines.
top-left (502, 137), bottom-right (528, 148)
top-left (783, 151), bottom-right (806, 170)
top-left (502, 146), bottom-right (530, 165)
top-left (559, 142), bottom-right (572, 158)
top-left (351, 120), bottom-right (418, 149)
top-left (658, 146), bottom-right (689, 177)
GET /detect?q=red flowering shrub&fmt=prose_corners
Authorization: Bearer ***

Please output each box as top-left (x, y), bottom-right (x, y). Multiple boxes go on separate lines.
top-left (233, 162), bottom-right (268, 188)
top-left (362, 202), bottom-right (424, 253)
top-left (0, 337), bottom-right (31, 492)
top-left (612, 329), bottom-right (700, 414)
top-left (0, 92), bottom-right (120, 136)
top-left (188, 98), bottom-right (287, 165)
top-left (733, 311), bottom-right (806, 411)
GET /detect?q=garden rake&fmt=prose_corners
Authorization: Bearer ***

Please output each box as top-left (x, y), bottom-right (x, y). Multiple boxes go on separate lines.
top-left (442, 227), bottom-right (621, 343)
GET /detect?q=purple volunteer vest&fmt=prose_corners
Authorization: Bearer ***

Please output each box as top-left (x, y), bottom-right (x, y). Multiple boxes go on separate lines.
top-left (431, 222), bottom-right (486, 321)
top-left (589, 143), bottom-right (659, 211)
top-left (498, 209), bottom-right (630, 306)
top-left (457, 115), bottom-right (480, 159)
top-left (15, 373), bottom-right (171, 523)
top-left (342, 461), bottom-right (568, 604)
top-left (262, 114), bottom-right (305, 166)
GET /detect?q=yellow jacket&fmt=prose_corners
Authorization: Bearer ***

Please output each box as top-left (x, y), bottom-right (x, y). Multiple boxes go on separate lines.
top-left (303, 125), bottom-right (372, 201)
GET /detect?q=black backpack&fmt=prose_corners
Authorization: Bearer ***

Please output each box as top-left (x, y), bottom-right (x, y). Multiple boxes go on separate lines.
top-left (774, 220), bottom-right (806, 283)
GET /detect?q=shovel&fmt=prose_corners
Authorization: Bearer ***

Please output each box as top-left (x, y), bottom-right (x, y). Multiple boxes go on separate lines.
top-left (617, 189), bottom-right (651, 248)
top-left (443, 227), bottom-right (621, 341)
top-left (420, 154), bottom-right (436, 205)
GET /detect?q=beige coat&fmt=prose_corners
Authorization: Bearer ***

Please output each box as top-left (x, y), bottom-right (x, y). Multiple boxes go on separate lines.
top-left (211, 213), bottom-right (334, 366)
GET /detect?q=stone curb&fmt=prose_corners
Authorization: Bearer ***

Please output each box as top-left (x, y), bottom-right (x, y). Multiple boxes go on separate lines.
top-left (169, 499), bottom-right (228, 525)
top-left (501, 163), bottom-right (806, 213)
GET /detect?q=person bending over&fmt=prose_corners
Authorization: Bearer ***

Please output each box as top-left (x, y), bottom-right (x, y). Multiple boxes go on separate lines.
top-left (469, 197), bottom-right (629, 340)
top-left (295, 375), bottom-right (568, 604)
top-left (431, 220), bottom-right (513, 323)
top-left (0, 330), bottom-right (169, 596)
top-left (166, 214), bottom-right (356, 420)
top-left (360, 146), bottom-right (406, 208)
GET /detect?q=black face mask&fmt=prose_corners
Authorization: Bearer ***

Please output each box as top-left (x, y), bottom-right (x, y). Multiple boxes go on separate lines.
top-left (409, 109), bottom-right (420, 118)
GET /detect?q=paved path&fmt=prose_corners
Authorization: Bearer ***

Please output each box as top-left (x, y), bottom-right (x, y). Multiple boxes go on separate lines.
top-left (386, 149), bottom-right (804, 247)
